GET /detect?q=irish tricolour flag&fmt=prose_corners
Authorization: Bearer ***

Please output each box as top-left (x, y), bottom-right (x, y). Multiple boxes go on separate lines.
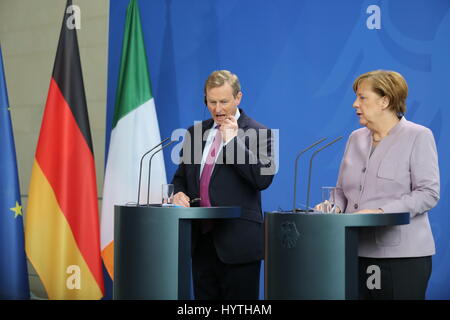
top-left (101, 0), bottom-right (167, 279)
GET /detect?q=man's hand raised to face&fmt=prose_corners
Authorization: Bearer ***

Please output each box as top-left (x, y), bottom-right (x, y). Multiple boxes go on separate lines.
top-left (220, 115), bottom-right (238, 144)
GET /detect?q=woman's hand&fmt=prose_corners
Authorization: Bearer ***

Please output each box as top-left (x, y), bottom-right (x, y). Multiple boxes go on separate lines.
top-left (314, 201), bottom-right (342, 213)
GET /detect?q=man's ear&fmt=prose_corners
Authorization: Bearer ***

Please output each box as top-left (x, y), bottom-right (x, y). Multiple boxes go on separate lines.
top-left (204, 96), bottom-right (207, 106)
top-left (235, 91), bottom-right (243, 106)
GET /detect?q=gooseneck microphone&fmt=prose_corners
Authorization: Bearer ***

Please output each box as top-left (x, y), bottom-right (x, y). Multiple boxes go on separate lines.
top-left (305, 136), bottom-right (343, 211)
top-left (293, 138), bottom-right (327, 212)
top-left (146, 140), bottom-right (176, 206)
top-left (137, 137), bottom-right (170, 206)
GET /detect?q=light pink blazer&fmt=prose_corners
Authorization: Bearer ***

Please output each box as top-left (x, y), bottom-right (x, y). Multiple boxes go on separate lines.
top-left (335, 117), bottom-right (440, 258)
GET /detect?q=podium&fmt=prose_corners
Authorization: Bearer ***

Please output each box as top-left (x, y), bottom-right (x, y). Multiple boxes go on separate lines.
top-left (264, 212), bottom-right (409, 300)
top-left (114, 205), bottom-right (241, 300)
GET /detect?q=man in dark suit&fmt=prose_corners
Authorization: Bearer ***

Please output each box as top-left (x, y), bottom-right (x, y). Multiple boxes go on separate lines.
top-left (172, 70), bottom-right (276, 299)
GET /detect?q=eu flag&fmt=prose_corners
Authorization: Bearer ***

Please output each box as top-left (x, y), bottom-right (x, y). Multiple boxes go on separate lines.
top-left (0, 45), bottom-right (30, 299)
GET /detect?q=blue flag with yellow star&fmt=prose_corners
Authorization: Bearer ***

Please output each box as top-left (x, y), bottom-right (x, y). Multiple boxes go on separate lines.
top-left (0, 45), bottom-right (30, 300)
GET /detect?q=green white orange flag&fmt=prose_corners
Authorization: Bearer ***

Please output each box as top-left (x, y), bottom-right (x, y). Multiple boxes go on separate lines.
top-left (25, 0), bottom-right (104, 299)
top-left (101, 0), bottom-right (167, 279)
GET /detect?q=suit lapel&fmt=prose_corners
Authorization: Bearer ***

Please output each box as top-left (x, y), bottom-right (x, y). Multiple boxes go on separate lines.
top-left (201, 119), bottom-right (213, 151)
top-left (367, 118), bottom-right (405, 163)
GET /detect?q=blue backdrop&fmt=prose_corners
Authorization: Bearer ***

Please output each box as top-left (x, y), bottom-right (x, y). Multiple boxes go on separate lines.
top-left (107, 0), bottom-right (450, 299)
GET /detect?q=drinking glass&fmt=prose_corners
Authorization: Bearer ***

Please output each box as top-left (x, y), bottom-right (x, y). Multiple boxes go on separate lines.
top-left (162, 184), bottom-right (174, 206)
top-left (321, 186), bottom-right (336, 213)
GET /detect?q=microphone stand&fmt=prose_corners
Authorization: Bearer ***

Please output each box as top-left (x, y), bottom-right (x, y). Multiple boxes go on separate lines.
top-left (305, 136), bottom-right (343, 211)
top-left (137, 137), bottom-right (170, 206)
top-left (146, 140), bottom-right (176, 206)
top-left (293, 138), bottom-right (327, 212)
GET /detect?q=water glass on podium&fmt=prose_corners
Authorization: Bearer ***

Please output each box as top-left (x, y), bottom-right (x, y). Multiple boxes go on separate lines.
top-left (162, 184), bottom-right (174, 206)
top-left (321, 186), bottom-right (336, 213)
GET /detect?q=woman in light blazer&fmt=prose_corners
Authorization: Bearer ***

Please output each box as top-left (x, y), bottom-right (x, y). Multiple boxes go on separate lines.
top-left (333, 70), bottom-right (440, 299)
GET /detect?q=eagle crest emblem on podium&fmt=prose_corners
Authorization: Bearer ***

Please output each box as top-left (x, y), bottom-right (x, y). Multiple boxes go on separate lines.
top-left (280, 221), bottom-right (300, 249)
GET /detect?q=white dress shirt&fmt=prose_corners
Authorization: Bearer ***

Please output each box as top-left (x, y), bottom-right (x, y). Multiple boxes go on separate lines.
top-left (200, 108), bottom-right (241, 177)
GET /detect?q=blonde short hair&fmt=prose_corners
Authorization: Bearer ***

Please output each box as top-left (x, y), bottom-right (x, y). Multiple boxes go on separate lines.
top-left (353, 70), bottom-right (408, 117)
top-left (204, 70), bottom-right (241, 98)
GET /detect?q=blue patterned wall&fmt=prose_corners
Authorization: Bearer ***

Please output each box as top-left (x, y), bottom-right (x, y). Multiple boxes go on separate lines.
top-left (108, 0), bottom-right (450, 299)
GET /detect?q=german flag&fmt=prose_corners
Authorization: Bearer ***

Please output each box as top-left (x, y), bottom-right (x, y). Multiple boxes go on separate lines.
top-left (25, 0), bottom-right (104, 299)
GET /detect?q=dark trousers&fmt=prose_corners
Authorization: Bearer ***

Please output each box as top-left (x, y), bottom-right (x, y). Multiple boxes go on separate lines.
top-left (192, 233), bottom-right (260, 300)
top-left (359, 256), bottom-right (432, 300)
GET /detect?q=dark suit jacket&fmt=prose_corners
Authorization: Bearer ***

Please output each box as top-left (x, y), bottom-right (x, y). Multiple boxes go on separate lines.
top-left (172, 109), bottom-right (275, 264)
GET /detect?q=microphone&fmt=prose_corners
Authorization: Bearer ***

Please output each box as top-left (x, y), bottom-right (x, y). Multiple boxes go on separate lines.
top-left (305, 136), bottom-right (343, 211)
top-left (137, 137), bottom-right (170, 206)
top-left (146, 140), bottom-right (176, 206)
top-left (293, 138), bottom-right (327, 212)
